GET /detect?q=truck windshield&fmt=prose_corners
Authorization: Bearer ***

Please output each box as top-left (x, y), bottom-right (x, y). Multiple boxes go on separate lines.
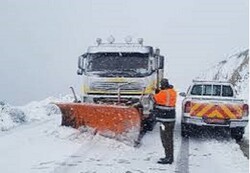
top-left (86, 53), bottom-right (150, 77)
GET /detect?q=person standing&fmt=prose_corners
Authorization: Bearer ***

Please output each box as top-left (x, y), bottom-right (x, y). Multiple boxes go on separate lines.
top-left (153, 78), bottom-right (177, 164)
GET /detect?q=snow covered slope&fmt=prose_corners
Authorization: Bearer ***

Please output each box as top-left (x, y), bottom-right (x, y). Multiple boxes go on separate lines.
top-left (196, 49), bottom-right (249, 100)
top-left (0, 95), bottom-right (74, 132)
top-left (0, 101), bottom-right (26, 131)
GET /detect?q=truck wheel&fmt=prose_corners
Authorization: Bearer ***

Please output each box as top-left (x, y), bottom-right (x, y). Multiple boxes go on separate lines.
top-left (181, 123), bottom-right (191, 137)
top-left (231, 127), bottom-right (244, 141)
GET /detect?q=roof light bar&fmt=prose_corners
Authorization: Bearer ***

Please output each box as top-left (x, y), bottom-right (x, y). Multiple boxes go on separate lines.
top-left (125, 36), bottom-right (132, 44)
top-left (96, 38), bottom-right (102, 45)
top-left (107, 35), bottom-right (115, 44)
top-left (138, 38), bottom-right (143, 45)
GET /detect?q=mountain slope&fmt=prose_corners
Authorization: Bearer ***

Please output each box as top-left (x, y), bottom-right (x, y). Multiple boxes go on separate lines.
top-left (196, 49), bottom-right (249, 100)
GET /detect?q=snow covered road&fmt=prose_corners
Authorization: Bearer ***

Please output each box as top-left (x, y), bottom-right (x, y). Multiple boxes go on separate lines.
top-left (0, 98), bottom-right (248, 173)
top-left (0, 115), bottom-right (82, 173)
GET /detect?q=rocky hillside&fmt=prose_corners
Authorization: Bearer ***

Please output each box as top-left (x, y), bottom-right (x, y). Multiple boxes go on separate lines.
top-left (196, 49), bottom-right (249, 100)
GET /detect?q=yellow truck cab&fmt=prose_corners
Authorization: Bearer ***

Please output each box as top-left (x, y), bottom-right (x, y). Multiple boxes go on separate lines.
top-left (76, 37), bottom-right (165, 131)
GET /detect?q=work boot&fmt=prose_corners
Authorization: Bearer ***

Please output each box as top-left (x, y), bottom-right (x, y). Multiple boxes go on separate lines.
top-left (159, 157), bottom-right (167, 161)
top-left (157, 157), bottom-right (173, 164)
top-left (159, 156), bottom-right (173, 161)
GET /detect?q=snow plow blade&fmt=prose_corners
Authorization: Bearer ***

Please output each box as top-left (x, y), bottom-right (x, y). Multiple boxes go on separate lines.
top-left (55, 103), bottom-right (142, 145)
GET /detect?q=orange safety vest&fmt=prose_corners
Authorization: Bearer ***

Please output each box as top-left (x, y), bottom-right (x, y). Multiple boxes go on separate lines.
top-left (154, 88), bottom-right (177, 107)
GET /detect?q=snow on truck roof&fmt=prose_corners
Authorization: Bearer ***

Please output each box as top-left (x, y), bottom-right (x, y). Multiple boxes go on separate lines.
top-left (87, 43), bottom-right (153, 54)
top-left (192, 80), bottom-right (232, 85)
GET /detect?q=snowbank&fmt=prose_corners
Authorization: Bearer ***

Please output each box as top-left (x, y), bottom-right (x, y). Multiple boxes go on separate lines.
top-left (0, 101), bottom-right (26, 131)
top-left (0, 95), bottom-right (75, 132)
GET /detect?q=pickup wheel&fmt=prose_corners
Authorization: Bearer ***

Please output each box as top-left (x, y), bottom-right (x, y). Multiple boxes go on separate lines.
top-left (231, 127), bottom-right (244, 141)
top-left (181, 123), bottom-right (191, 137)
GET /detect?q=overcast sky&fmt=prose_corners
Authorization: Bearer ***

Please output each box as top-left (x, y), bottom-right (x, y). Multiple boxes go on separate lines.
top-left (0, 0), bottom-right (248, 105)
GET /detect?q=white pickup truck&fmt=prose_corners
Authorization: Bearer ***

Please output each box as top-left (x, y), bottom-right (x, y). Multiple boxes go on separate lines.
top-left (180, 80), bottom-right (248, 140)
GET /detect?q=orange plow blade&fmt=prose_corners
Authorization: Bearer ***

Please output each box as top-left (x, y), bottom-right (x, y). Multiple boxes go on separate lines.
top-left (55, 103), bottom-right (142, 145)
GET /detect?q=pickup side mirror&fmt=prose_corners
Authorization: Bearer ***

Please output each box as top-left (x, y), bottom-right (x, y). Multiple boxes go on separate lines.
top-left (179, 92), bottom-right (187, 97)
top-left (77, 54), bottom-right (87, 75)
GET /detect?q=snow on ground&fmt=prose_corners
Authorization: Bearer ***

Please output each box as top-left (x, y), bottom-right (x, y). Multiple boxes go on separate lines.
top-left (0, 96), bottom-right (248, 173)
top-left (189, 137), bottom-right (248, 173)
top-left (0, 115), bottom-right (82, 173)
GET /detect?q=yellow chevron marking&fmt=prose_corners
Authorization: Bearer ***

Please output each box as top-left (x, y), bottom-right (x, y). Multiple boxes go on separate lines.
top-left (207, 110), bottom-right (224, 119)
top-left (233, 105), bottom-right (243, 117)
top-left (196, 104), bottom-right (214, 117)
top-left (191, 103), bottom-right (201, 112)
top-left (220, 105), bottom-right (236, 119)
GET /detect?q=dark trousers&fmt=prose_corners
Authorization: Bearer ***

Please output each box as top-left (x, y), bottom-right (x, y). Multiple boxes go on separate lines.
top-left (160, 121), bottom-right (175, 160)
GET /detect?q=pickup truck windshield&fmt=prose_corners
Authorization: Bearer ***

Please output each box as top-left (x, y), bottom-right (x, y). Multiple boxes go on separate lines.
top-left (191, 84), bottom-right (234, 97)
top-left (86, 53), bottom-right (150, 77)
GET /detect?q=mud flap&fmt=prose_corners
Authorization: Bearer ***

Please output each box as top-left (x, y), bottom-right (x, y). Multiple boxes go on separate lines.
top-left (55, 103), bottom-right (142, 145)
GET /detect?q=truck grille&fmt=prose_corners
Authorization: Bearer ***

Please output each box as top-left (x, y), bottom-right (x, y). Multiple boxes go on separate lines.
top-left (90, 82), bottom-right (143, 91)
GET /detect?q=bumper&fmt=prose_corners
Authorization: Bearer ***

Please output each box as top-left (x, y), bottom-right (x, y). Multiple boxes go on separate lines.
top-left (182, 114), bottom-right (248, 128)
top-left (82, 94), bottom-right (153, 115)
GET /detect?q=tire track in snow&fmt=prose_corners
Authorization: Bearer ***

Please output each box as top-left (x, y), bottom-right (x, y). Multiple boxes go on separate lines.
top-left (52, 135), bottom-right (100, 173)
top-left (51, 126), bottom-right (168, 173)
top-left (175, 97), bottom-right (190, 173)
top-left (175, 137), bottom-right (189, 173)
top-left (174, 120), bottom-right (189, 173)
top-left (0, 118), bottom-right (54, 137)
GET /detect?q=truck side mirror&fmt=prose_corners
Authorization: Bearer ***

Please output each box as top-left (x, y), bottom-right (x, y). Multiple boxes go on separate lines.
top-left (77, 69), bottom-right (84, 75)
top-left (149, 57), bottom-right (156, 71)
top-left (155, 48), bottom-right (160, 56)
top-left (77, 54), bottom-right (87, 75)
top-left (159, 56), bottom-right (164, 69)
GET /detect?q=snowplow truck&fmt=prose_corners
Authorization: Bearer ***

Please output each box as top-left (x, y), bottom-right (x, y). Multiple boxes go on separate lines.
top-left (56, 37), bottom-right (165, 144)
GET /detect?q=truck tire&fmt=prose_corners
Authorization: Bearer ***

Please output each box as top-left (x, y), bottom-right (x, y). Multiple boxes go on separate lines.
top-left (181, 123), bottom-right (191, 137)
top-left (231, 127), bottom-right (244, 141)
